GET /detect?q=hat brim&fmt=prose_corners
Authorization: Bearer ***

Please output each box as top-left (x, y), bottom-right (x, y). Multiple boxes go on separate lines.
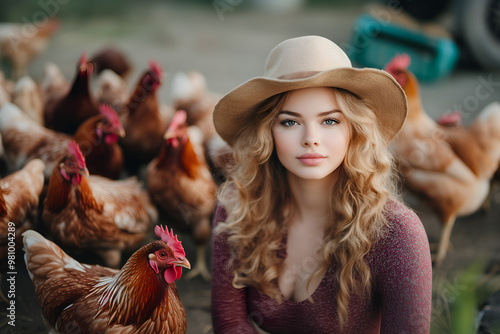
top-left (213, 67), bottom-right (407, 146)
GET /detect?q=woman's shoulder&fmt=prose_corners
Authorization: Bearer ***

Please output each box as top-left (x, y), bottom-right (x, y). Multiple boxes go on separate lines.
top-left (373, 198), bottom-right (430, 257)
top-left (382, 198), bottom-right (425, 237)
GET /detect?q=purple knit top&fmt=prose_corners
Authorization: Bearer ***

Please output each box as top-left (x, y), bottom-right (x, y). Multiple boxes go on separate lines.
top-left (211, 199), bottom-right (432, 334)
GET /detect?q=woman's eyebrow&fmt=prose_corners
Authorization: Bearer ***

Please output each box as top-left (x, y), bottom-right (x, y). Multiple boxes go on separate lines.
top-left (278, 110), bottom-right (342, 117)
top-left (318, 109), bottom-right (342, 117)
top-left (278, 110), bottom-right (300, 117)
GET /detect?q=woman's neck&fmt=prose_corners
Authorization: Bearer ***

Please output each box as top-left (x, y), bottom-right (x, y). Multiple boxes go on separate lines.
top-left (286, 171), bottom-right (336, 226)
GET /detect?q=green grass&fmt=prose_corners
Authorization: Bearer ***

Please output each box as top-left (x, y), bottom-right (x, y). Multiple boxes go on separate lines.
top-left (431, 261), bottom-right (500, 334)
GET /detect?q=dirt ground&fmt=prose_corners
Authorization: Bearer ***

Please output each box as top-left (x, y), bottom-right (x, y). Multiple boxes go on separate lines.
top-left (1, 2), bottom-right (500, 333)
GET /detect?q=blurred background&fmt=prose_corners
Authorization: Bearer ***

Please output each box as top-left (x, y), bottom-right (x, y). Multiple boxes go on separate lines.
top-left (1, 0), bottom-right (500, 333)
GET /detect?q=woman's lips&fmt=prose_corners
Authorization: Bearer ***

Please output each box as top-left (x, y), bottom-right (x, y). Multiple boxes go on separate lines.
top-left (297, 153), bottom-right (326, 166)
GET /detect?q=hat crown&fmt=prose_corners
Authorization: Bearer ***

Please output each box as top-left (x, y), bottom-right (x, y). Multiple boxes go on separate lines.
top-left (264, 35), bottom-right (352, 79)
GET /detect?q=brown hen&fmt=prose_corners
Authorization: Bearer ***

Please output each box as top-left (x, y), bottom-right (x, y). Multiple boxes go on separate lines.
top-left (147, 110), bottom-right (216, 280)
top-left (119, 61), bottom-right (169, 172)
top-left (42, 141), bottom-right (157, 267)
top-left (0, 18), bottom-right (60, 79)
top-left (386, 54), bottom-right (500, 267)
top-left (44, 52), bottom-right (100, 135)
top-left (171, 71), bottom-right (233, 182)
top-left (23, 225), bottom-right (190, 333)
top-left (0, 102), bottom-right (125, 180)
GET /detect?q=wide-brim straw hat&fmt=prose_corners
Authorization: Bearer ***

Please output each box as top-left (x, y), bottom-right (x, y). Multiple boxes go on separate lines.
top-left (213, 35), bottom-right (407, 146)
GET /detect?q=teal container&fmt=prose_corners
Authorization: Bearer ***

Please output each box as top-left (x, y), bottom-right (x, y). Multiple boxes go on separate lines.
top-left (348, 14), bottom-right (459, 81)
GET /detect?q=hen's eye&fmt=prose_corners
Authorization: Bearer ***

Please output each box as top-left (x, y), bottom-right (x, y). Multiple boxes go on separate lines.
top-left (66, 160), bottom-right (74, 167)
top-left (158, 251), bottom-right (167, 259)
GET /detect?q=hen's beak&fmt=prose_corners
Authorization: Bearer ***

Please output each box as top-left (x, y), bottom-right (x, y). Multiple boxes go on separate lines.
top-left (164, 129), bottom-right (175, 140)
top-left (117, 127), bottom-right (126, 138)
top-left (78, 167), bottom-right (90, 178)
top-left (172, 258), bottom-right (191, 270)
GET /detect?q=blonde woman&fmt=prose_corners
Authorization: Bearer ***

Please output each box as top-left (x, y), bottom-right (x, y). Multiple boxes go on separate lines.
top-left (211, 36), bottom-right (432, 333)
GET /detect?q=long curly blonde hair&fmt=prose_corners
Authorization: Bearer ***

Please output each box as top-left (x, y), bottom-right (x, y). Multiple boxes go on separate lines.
top-left (216, 87), bottom-right (399, 329)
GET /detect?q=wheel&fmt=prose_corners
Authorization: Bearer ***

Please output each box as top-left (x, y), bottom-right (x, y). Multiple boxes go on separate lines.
top-left (456, 0), bottom-right (500, 70)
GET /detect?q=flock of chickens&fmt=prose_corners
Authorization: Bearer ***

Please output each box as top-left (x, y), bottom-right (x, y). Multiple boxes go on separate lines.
top-left (0, 21), bottom-right (228, 332)
top-left (0, 18), bottom-right (500, 334)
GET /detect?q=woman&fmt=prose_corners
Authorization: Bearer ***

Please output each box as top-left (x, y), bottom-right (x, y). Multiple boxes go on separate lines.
top-left (211, 35), bottom-right (432, 333)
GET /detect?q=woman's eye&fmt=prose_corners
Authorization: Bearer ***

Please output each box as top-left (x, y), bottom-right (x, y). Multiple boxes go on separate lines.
top-left (280, 119), bottom-right (298, 127)
top-left (323, 118), bottom-right (339, 125)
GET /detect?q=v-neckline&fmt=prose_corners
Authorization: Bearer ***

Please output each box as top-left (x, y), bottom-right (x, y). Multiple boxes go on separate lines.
top-left (276, 228), bottom-right (331, 303)
top-left (278, 267), bottom-right (329, 303)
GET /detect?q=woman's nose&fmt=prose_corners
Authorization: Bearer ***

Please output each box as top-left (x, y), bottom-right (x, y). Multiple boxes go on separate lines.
top-left (302, 127), bottom-right (319, 147)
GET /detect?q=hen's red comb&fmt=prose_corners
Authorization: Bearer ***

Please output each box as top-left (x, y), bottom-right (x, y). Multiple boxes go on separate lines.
top-left (79, 51), bottom-right (93, 75)
top-left (99, 104), bottom-right (122, 129)
top-left (437, 111), bottom-right (462, 126)
top-left (385, 53), bottom-right (411, 73)
top-left (168, 110), bottom-right (187, 132)
top-left (79, 51), bottom-right (87, 67)
top-left (149, 60), bottom-right (163, 79)
top-left (155, 225), bottom-right (185, 259)
top-left (67, 140), bottom-right (86, 169)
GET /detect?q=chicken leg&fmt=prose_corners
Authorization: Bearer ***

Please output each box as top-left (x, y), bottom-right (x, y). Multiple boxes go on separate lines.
top-left (185, 244), bottom-right (210, 281)
top-left (433, 215), bottom-right (457, 268)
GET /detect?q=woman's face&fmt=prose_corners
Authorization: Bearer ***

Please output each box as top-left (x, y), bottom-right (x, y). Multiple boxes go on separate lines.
top-left (272, 87), bottom-right (351, 181)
